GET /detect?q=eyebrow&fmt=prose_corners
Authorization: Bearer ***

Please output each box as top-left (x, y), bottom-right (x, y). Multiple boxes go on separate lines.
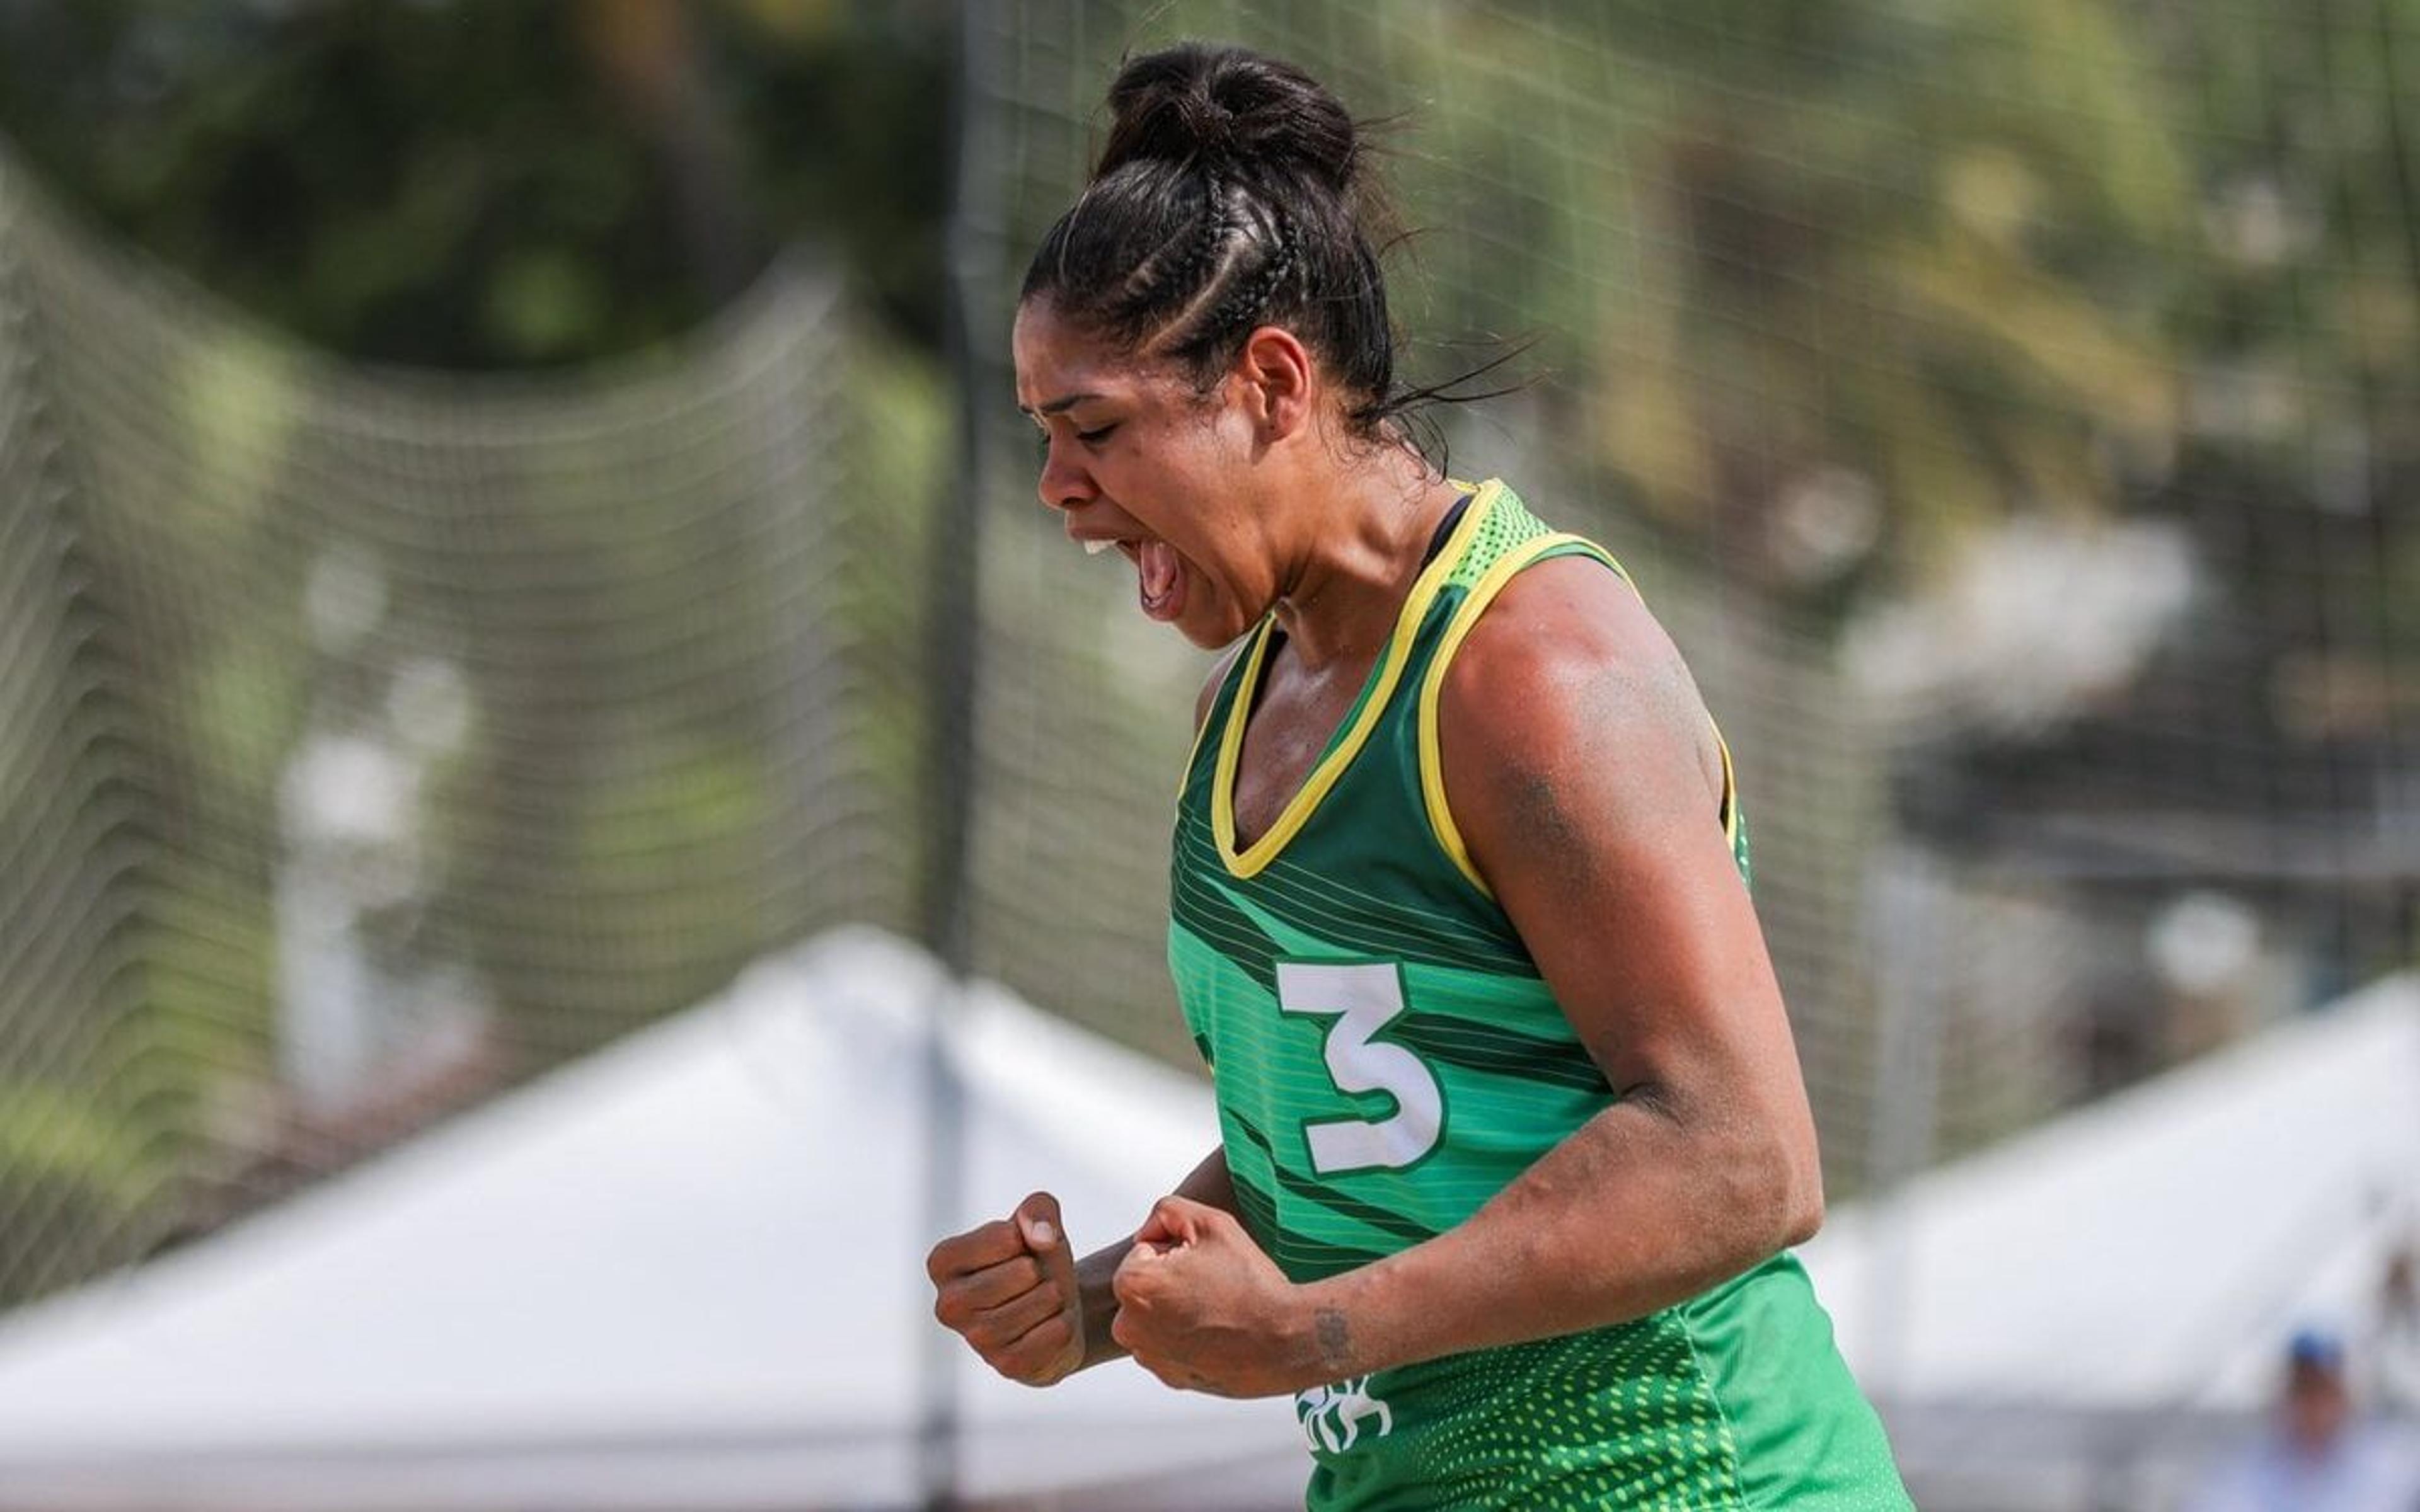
top-left (1017, 391), bottom-right (1103, 418)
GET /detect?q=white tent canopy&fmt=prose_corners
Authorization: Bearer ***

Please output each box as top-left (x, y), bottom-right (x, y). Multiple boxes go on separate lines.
top-left (1799, 973), bottom-right (2420, 1508)
top-left (5, 929), bottom-right (2412, 1511)
top-left (0, 928), bottom-right (1308, 1511)
top-left (1802, 971), bottom-right (2420, 1412)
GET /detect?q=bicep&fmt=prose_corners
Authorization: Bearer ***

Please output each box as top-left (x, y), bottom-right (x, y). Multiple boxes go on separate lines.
top-left (1438, 565), bottom-right (1796, 1113)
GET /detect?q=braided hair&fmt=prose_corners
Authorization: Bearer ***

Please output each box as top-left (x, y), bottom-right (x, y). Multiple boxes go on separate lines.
top-left (1022, 43), bottom-right (1405, 436)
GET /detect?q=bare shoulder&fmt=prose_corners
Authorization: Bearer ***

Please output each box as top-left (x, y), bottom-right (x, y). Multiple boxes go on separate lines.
top-left (1441, 556), bottom-right (1814, 1237)
top-left (1438, 553), bottom-right (1720, 808)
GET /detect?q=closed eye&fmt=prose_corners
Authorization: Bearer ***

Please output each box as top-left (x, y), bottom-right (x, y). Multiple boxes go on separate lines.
top-left (1075, 423), bottom-right (1117, 447)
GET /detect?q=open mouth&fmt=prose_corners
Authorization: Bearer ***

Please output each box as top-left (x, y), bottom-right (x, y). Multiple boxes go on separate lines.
top-left (1134, 539), bottom-right (1183, 621)
top-left (1078, 533), bottom-right (1187, 622)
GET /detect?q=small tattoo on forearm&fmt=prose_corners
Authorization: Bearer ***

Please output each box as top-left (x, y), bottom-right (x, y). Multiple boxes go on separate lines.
top-left (1315, 1307), bottom-right (1351, 1366)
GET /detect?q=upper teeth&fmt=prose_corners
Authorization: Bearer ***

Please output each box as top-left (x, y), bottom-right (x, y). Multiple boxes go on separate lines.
top-left (1084, 539), bottom-right (1112, 556)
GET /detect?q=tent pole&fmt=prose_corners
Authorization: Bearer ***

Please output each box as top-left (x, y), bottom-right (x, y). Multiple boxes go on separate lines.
top-left (916, 1), bottom-right (1000, 1506)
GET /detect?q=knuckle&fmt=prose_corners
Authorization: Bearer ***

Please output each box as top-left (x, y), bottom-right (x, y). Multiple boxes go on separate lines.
top-left (1027, 1314), bottom-right (1073, 1354)
top-left (991, 1344), bottom-right (1037, 1380)
top-left (984, 1305), bottom-right (1060, 1360)
top-left (997, 1331), bottom-right (1065, 1384)
top-left (1032, 1288), bottom-right (1070, 1330)
top-left (985, 1307), bottom-right (1037, 1349)
top-left (959, 1273), bottom-right (1003, 1310)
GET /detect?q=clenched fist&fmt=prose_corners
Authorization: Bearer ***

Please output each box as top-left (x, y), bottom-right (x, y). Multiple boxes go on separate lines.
top-left (1110, 1194), bottom-right (1331, 1399)
top-left (926, 1191), bottom-right (1085, 1387)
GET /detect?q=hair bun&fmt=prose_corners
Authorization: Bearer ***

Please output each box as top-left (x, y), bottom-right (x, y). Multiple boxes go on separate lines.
top-left (1096, 43), bottom-right (1358, 195)
top-left (1175, 91), bottom-right (1239, 158)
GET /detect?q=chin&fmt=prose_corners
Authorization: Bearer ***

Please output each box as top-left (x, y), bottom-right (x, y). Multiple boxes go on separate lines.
top-left (1173, 598), bottom-right (1257, 651)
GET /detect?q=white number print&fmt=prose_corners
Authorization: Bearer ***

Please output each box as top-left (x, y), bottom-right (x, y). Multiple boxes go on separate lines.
top-left (1275, 961), bottom-right (1443, 1174)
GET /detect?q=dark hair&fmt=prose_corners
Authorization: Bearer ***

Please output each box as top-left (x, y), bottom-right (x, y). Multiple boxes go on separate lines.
top-left (1023, 43), bottom-right (1467, 442)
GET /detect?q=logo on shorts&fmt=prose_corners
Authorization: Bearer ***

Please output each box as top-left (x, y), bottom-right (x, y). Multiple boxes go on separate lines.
top-left (1295, 1375), bottom-right (1395, 1453)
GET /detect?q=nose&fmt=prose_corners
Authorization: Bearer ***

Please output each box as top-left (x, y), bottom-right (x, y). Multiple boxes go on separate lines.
top-left (1036, 435), bottom-right (1097, 513)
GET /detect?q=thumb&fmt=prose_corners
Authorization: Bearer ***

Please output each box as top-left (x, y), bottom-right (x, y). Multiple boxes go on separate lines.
top-left (1136, 1193), bottom-right (1215, 1247)
top-left (1014, 1192), bottom-right (1077, 1288)
top-left (1111, 1233), bottom-right (1164, 1303)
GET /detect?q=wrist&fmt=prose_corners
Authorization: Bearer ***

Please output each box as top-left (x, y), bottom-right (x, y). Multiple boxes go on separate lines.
top-left (1293, 1274), bottom-right (1373, 1387)
top-left (1075, 1239), bottom-right (1133, 1371)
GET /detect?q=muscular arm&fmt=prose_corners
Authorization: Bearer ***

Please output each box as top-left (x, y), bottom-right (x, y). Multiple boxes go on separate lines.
top-left (1295, 556), bottom-right (1823, 1380)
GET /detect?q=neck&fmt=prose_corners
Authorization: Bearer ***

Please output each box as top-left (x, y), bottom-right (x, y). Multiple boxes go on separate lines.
top-left (1269, 447), bottom-right (1463, 672)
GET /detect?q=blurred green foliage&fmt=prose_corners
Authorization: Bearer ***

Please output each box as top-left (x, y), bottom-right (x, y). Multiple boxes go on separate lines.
top-left (0, 1082), bottom-right (159, 1307)
top-left (0, 0), bottom-right (952, 363)
top-left (3, 0), bottom-right (2409, 613)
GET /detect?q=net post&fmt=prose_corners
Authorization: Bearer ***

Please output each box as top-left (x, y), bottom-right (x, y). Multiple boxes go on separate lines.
top-left (915, 0), bottom-right (1003, 1506)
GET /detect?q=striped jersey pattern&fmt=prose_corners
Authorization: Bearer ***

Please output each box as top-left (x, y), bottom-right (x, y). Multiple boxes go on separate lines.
top-left (1167, 481), bottom-right (1911, 1509)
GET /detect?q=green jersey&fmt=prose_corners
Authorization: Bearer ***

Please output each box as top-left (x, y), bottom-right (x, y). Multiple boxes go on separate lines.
top-left (1167, 481), bottom-right (1910, 1510)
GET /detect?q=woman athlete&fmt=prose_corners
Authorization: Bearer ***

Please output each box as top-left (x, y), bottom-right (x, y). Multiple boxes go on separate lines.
top-left (926, 42), bottom-right (1911, 1511)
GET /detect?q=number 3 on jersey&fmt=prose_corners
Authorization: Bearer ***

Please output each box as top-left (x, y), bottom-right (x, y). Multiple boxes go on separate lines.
top-left (1275, 961), bottom-right (1444, 1174)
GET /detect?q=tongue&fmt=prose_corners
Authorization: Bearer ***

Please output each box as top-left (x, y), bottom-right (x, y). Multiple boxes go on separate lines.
top-left (1138, 540), bottom-right (1185, 621)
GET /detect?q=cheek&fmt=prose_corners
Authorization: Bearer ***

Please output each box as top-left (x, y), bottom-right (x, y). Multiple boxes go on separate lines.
top-left (1157, 399), bottom-right (1254, 491)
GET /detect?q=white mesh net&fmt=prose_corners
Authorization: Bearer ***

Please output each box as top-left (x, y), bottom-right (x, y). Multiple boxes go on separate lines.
top-left (0, 151), bottom-right (926, 1303)
top-left (0, 11), bottom-right (2412, 1503)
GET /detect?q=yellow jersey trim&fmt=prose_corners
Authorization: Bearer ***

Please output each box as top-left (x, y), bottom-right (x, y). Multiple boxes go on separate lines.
top-left (1718, 728), bottom-right (1740, 849)
top-left (1415, 532), bottom-right (1625, 896)
top-left (1212, 479), bottom-right (1504, 878)
top-left (1175, 639), bottom-right (1251, 808)
top-left (1416, 534), bottom-right (1737, 898)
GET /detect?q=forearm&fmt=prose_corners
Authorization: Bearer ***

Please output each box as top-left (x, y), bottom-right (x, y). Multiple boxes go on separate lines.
top-left (1299, 1097), bottom-right (1818, 1381)
top-left (1073, 1238), bottom-right (1132, 1369)
top-left (1075, 1145), bottom-right (1236, 1371)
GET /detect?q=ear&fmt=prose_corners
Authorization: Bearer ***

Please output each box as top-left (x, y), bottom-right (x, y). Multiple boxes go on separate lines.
top-left (1232, 325), bottom-right (1316, 444)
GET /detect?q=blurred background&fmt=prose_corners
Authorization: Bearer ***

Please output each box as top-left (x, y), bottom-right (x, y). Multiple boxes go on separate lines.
top-left (0, 1), bottom-right (2412, 1508)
